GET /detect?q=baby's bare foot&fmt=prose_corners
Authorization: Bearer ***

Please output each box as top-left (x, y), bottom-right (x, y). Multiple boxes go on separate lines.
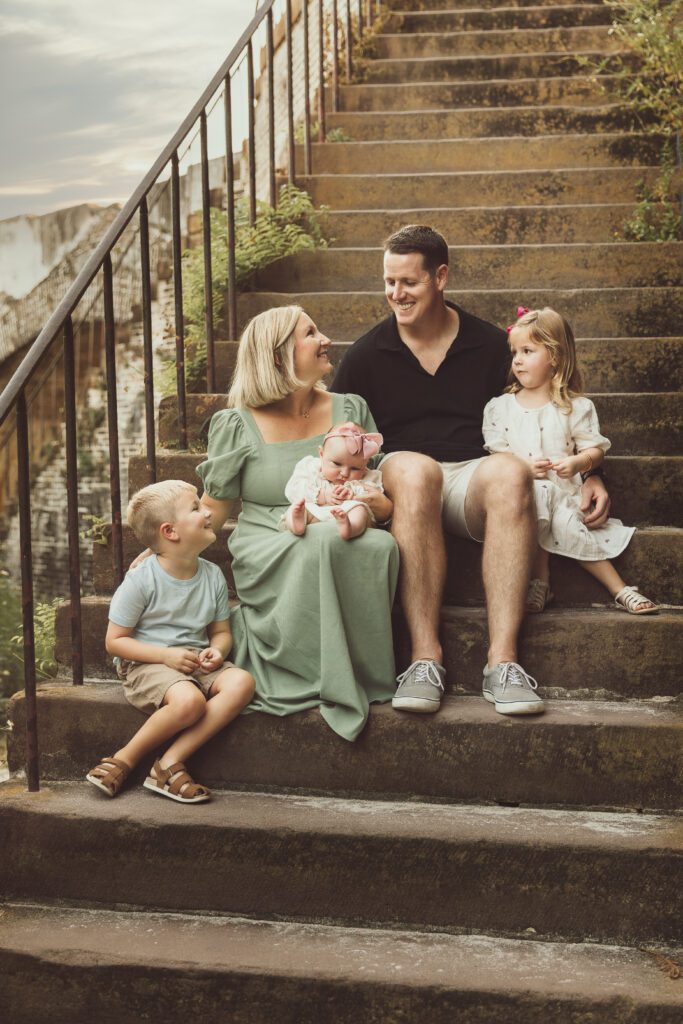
top-left (290, 499), bottom-right (307, 536)
top-left (330, 506), bottom-right (352, 540)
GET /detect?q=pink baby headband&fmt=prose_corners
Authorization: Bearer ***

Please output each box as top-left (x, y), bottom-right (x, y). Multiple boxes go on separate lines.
top-left (323, 426), bottom-right (383, 460)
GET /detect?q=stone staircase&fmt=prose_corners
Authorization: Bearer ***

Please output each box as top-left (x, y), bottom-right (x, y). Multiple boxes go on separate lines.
top-left (2, 1), bottom-right (682, 1019)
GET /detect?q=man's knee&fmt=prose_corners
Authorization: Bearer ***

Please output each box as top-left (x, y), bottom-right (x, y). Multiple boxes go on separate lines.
top-left (382, 453), bottom-right (443, 505)
top-left (474, 454), bottom-right (534, 514)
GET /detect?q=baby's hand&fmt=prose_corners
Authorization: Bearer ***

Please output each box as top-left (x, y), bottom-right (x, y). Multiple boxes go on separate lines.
top-left (163, 647), bottom-right (200, 674)
top-left (332, 484), bottom-right (352, 501)
top-left (552, 456), bottom-right (581, 479)
top-left (528, 458), bottom-right (553, 479)
top-left (197, 647), bottom-right (223, 673)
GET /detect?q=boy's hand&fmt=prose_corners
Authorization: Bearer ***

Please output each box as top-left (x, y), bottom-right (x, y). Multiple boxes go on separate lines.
top-left (197, 647), bottom-right (224, 673)
top-left (163, 647), bottom-right (200, 674)
top-left (527, 457), bottom-right (553, 479)
top-left (552, 455), bottom-right (581, 479)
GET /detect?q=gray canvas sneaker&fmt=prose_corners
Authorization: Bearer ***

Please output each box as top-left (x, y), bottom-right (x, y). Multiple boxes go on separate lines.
top-left (482, 661), bottom-right (545, 715)
top-left (393, 659), bottom-right (446, 713)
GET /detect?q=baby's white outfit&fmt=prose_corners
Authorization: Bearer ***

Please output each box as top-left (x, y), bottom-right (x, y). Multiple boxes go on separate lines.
top-left (284, 455), bottom-right (384, 525)
top-left (483, 393), bottom-right (634, 561)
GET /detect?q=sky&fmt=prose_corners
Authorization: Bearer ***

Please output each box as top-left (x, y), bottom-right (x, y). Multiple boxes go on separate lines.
top-left (0, 0), bottom-right (260, 220)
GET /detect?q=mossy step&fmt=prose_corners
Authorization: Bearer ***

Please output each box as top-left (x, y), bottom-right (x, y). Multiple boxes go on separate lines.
top-left (203, 337), bottom-right (683, 396)
top-left (304, 134), bottom-right (665, 174)
top-left (363, 52), bottom-right (626, 85)
top-left (321, 204), bottom-right (638, 246)
top-left (325, 104), bottom-right (643, 139)
top-left (91, 522), bottom-right (683, 609)
top-left (388, 5), bottom-right (613, 33)
top-left (299, 167), bottom-right (669, 210)
top-left (2, 903), bottom-right (680, 1024)
top-left (236, 287), bottom-right (683, 341)
top-left (254, 243), bottom-right (683, 292)
top-left (1, 778), bottom-right (680, 941)
top-left (391, 0), bottom-right (608, 10)
top-left (53, 596), bottom-right (683, 698)
top-left (338, 76), bottom-right (609, 112)
top-left (375, 25), bottom-right (619, 59)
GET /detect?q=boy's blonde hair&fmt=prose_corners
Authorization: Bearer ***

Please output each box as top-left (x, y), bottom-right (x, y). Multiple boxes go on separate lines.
top-left (228, 305), bottom-right (327, 408)
top-left (126, 480), bottom-right (197, 551)
top-left (507, 307), bottom-right (583, 412)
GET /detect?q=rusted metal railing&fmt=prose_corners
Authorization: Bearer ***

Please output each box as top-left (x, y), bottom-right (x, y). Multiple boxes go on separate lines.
top-left (0, 0), bottom-right (382, 789)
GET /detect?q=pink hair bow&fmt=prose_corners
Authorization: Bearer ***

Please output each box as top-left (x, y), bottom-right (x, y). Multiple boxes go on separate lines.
top-left (507, 305), bottom-right (531, 333)
top-left (324, 427), bottom-right (383, 460)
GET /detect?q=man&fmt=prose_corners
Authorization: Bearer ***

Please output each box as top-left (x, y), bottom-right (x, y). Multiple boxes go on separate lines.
top-left (331, 225), bottom-right (610, 716)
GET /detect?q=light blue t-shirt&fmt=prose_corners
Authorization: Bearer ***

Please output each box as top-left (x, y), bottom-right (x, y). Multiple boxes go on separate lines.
top-left (109, 556), bottom-right (230, 655)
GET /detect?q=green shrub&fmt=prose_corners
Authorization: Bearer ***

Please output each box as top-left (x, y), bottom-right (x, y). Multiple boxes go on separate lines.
top-left (622, 143), bottom-right (682, 240)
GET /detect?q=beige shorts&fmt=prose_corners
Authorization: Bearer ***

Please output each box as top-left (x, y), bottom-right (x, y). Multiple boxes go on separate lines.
top-left (117, 658), bottom-right (234, 716)
top-left (379, 452), bottom-right (488, 542)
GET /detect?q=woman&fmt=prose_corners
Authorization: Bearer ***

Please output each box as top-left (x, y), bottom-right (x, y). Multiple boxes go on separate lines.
top-left (196, 305), bottom-right (399, 741)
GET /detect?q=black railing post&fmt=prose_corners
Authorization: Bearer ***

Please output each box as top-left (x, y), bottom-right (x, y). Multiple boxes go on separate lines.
top-left (247, 39), bottom-right (257, 225)
top-left (171, 151), bottom-right (188, 449)
top-left (285, 0), bottom-right (296, 185)
top-left (303, 0), bottom-right (312, 176)
top-left (332, 0), bottom-right (340, 112)
top-left (200, 109), bottom-right (217, 392)
top-left (63, 316), bottom-right (84, 687)
top-left (103, 254), bottom-right (124, 586)
top-left (317, 0), bottom-right (326, 142)
top-left (139, 197), bottom-right (157, 483)
top-left (224, 74), bottom-right (238, 341)
top-left (267, 8), bottom-right (277, 208)
top-left (17, 393), bottom-right (39, 791)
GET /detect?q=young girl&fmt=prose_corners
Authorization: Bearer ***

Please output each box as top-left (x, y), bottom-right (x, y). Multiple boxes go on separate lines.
top-left (482, 306), bottom-right (658, 615)
top-left (282, 421), bottom-right (390, 540)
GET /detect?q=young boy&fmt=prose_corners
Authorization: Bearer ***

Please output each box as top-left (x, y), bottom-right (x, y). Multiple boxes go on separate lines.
top-left (86, 479), bottom-right (254, 803)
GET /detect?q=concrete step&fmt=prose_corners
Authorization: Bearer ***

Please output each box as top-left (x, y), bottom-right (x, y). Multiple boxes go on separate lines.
top-left (338, 76), bottom-right (610, 112)
top-left (326, 104), bottom-right (643, 139)
top-left (390, 0), bottom-right (611, 10)
top-left (2, 903), bottom-right (681, 1024)
top-left (158, 388), bottom-right (682, 456)
top-left (205, 337), bottom-right (683, 395)
top-left (237, 287), bottom-right (683, 341)
top-left (321, 205), bottom-right (639, 245)
top-left (53, 594), bottom-right (683, 696)
top-left (374, 25), bottom-right (618, 58)
top-left (92, 518), bottom-right (683, 609)
top-left (253, 243), bottom-right (683, 292)
top-left (1, 780), bottom-right (681, 941)
top-left (305, 134), bottom-right (665, 174)
top-left (9, 687), bottom-right (683, 809)
top-left (299, 167), bottom-right (665, 210)
top-left (363, 52), bottom-right (627, 85)
top-left (387, 5), bottom-right (613, 33)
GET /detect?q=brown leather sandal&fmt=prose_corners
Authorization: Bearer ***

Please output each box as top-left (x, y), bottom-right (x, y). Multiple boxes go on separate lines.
top-left (86, 756), bottom-right (131, 797)
top-left (143, 760), bottom-right (211, 804)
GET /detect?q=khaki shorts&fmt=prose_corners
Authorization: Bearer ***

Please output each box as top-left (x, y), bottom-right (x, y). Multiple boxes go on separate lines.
top-left (117, 658), bottom-right (234, 716)
top-left (379, 452), bottom-right (488, 542)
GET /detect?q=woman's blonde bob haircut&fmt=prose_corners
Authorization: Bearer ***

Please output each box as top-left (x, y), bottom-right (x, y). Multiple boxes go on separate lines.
top-left (228, 305), bottom-right (327, 408)
top-left (507, 307), bottom-right (583, 413)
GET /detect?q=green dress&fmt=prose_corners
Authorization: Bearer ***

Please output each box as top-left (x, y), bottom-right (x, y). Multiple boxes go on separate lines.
top-left (196, 392), bottom-right (399, 741)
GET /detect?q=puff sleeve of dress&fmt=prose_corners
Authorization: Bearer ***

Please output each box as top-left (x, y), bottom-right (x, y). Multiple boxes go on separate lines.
top-left (284, 455), bottom-right (324, 504)
top-left (196, 409), bottom-right (254, 500)
top-left (482, 396), bottom-right (511, 454)
top-left (569, 397), bottom-right (611, 455)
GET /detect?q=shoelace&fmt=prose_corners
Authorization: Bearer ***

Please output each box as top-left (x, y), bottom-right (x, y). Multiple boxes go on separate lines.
top-left (498, 662), bottom-right (539, 693)
top-left (397, 660), bottom-right (444, 692)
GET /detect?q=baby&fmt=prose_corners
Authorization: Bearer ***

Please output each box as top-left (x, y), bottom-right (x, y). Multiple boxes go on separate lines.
top-left (282, 421), bottom-right (390, 540)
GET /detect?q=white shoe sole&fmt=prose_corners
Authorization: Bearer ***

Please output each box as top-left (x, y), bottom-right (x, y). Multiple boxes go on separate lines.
top-left (483, 691), bottom-right (545, 715)
top-left (392, 696), bottom-right (441, 713)
top-left (143, 778), bottom-right (211, 803)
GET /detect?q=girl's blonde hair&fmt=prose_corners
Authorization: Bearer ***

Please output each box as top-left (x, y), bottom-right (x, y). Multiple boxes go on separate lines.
top-left (507, 307), bottom-right (583, 412)
top-left (228, 305), bottom-right (327, 408)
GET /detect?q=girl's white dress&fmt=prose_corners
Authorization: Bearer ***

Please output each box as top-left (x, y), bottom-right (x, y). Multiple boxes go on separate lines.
top-left (284, 454), bottom-right (384, 524)
top-left (482, 393), bottom-right (634, 561)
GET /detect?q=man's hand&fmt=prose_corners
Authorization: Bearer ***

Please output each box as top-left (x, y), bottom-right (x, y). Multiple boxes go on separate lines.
top-left (580, 475), bottom-right (611, 529)
top-left (197, 647), bottom-right (224, 673)
top-left (551, 455), bottom-right (582, 479)
top-left (163, 647), bottom-right (200, 674)
top-left (527, 457), bottom-right (553, 479)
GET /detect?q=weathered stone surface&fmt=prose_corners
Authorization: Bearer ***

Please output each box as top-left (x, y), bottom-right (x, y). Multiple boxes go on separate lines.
top-left (364, 53), bottom-right (625, 85)
top-left (2, 904), bottom-right (680, 1024)
top-left (1, 781), bottom-right (681, 941)
top-left (375, 25), bottom-right (619, 59)
top-left (7, 687), bottom-right (683, 809)
top-left (388, 6), bottom-right (613, 33)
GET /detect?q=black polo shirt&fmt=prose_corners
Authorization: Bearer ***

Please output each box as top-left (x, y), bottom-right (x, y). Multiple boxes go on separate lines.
top-left (330, 302), bottom-right (511, 463)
